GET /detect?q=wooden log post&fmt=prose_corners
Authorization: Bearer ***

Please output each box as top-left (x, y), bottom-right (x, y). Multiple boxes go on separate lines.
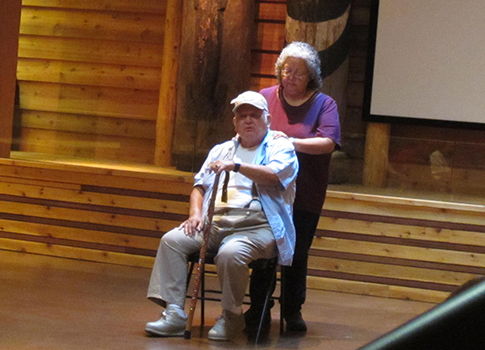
top-left (363, 122), bottom-right (390, 188)
top-left (0, 0), bottom-right (22, 158)
top-left (154, 0), bottom-right (184, 167)
top-left (190, 0), bottom-right (228, 121)
top-left (170, 0), bottom-right (255, 171)
top-left (286, 0), bottom-right (351, 125)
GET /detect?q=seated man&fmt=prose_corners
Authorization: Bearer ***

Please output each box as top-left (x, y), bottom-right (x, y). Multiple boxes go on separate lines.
top-left (145, 91), bottom-right (299, 341)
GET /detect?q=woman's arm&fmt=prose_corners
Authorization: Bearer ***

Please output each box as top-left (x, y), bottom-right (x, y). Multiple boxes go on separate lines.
top-left (292, 136), bottom-right (336, 155)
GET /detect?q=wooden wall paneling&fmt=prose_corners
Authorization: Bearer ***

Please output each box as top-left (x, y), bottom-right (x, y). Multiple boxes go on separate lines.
top-left (350, 3), bottom-right (370, 26)
top-left (308, 275), bottom-right (394, 298)
top-left (0, 0), bottom-right (22, 157)
top-left (0, 156), bottom-right (192, 267)
top-left (16, 1), bottom-right (166, 164)
top-left (0, 232), bottom-right (156, 261)
top-left (313, 200), bottom-right (485, 299)
top-left (307, 275), bottom-right (450, 303)
top-left (348, 54), bottom-right (367, 82)
top-left (345, 80), bottom-right (365, 108)
top-left (255, 22), bottom-right (286, 51)
top-left (386, 285), bottom-right (449, 303)
top-left (452, 168), bottom-right (485, 199)
top-left (17, 58), bottom-right (161, 90)
top-left (18, 129), bottom-right (158, 162)
top-left (0, 175), bottom-right (80, 190)
top-left (21, 0), bottom-right (167, 13)
top-left (312, 236), bottom-right (485, 269)
top-left (258, 1), bottom-right (286, 21)
top-left (20, 8), bottom-right (164, 43)
top-left (389, 122), bottom-right (485, 145)
top-left (250, 52), bottom-right (279, 76)
top-left (452, 129), bottom-right (485, 144)
top-left (6, 155), bottom-right (189, 179)
top-left (389, 137), bottom-right (452, 165)
top-left (18, 82), bottom-right (159, 120)
top-left (452, 142), bottom-right (485, 169)
top-left (19, 128), bottom-right (156, 163)
top-left (251, 1), bottom-right (285, 92)
top-left (19, 111), bottom-right (156, 139)
top-left (318, 217), bottom-right (485, 247)
top-left (19, 128), bottom-right (96, 158)
top-left (0, 200), bottom-right (176, 263)
top-left (386, 125), bottom-right (485, 194)
top-left (0, 176), bottom-right (188, 214)
top-left (308, 256), bottom-right (476, 288)
top-left (387, 163), bottom-right (452, 193)
top-left (91, 135), bottom-right (155, 164)
top-left (323, 193), bottom-right (485, 227)
top-left (250, 76), bottom-right (278, 92)
top-left (0, 219), bottom-right (160, 251)
top-left (0, 161), bottom-right (194, 195)
top-left (0, 160), bottom-right (193, 269)
top-left (0, 237), bottom-right (155, 268)
top-left (18, 36), bottom-right (164, 67)
top-left (0, 200), bottom-right (179, 232)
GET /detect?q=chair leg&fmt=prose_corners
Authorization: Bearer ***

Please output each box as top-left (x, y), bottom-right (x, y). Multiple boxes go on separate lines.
top-left (279, 267), bottom-right (285, 334)
top-left (186, 262), bottom-right (195, 291)
top-left (254, 264), bottom-right (277, 344)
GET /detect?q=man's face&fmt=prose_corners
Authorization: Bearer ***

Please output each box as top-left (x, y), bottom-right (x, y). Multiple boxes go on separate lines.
top-left (233, 104), bottom-right (269, 148)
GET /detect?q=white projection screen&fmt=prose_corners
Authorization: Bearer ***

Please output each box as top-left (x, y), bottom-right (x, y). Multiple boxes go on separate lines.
top-left (364, 0), bottom-right (485, 128)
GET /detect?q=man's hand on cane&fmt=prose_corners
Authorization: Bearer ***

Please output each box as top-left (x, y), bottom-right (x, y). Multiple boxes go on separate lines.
top-left (208, 160), bottom-right (237, 174)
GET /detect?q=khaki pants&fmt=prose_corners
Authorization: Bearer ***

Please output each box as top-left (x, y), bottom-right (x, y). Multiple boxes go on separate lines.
top-left (147, 209), bottom-right (277, 312)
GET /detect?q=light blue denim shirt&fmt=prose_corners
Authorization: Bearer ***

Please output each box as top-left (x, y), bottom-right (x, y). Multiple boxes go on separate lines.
top-left (194, 131), bottom-right (299, 266)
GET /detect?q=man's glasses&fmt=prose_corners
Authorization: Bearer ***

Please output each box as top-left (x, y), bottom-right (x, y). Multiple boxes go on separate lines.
top-left (281, 69), bottom-right (308, 80)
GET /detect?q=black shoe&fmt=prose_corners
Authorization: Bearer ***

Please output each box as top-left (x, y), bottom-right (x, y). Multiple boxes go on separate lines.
top-left (285, 311), bottom-right (307, 332)
top-left (244, 307), bottom-right (271, 331)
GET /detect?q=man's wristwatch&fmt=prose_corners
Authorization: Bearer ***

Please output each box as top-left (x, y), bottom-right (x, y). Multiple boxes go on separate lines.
top-left (233, 162), bottom-right (241, 172)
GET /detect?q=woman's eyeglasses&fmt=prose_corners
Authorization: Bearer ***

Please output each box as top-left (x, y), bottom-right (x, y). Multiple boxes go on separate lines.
top-left (281, 69), bottom-right (308, 80)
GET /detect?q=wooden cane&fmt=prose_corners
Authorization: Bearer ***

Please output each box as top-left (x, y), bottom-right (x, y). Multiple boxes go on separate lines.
top-left (184, 172), bottom-right (221, 339)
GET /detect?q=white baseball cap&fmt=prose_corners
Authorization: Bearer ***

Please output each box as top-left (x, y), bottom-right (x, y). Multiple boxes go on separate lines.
top-left (230, 91), bottom-right (268, 112)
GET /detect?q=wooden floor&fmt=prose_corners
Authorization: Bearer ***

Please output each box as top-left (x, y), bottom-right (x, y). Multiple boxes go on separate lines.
top-left (0, 250), bottom-right (437, 350)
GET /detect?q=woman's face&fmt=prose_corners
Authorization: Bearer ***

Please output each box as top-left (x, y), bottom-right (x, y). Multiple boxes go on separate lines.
top-left (281, 57), bottom-right (310, 97)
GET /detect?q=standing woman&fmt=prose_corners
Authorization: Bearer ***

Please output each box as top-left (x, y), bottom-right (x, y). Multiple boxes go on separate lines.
top-left (246, 41), bottom-right (341, 332)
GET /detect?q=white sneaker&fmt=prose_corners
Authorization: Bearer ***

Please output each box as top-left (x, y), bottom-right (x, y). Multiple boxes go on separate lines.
top-left (208, 310), bottom-right (245, 341)
top-left (145, 305), bottom-right (187, 337)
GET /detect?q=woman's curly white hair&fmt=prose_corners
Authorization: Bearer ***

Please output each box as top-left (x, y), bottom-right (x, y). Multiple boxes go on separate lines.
top-left (275, 41), bottom-right (322, 90)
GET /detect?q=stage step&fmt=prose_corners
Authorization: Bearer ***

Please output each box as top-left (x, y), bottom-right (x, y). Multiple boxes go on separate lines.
top-left (1, 154), bottom-right (484, 303)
